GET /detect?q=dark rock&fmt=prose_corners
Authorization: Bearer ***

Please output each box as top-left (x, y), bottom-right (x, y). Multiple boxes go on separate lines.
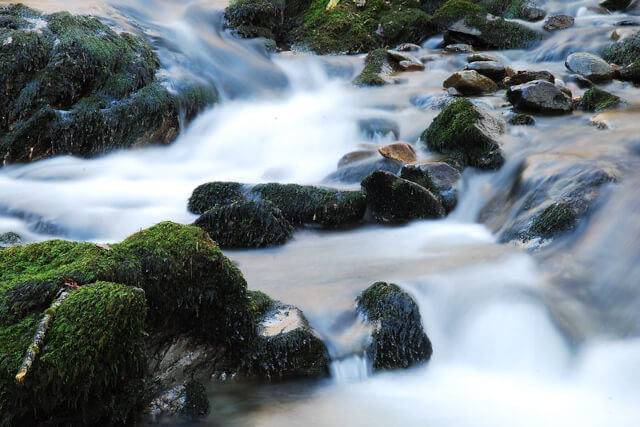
top-left (620, 61), bottom-right (640, 83)
top-left (506, 80), bottom-right (573, 115)
top-left (188, 182), bottom-right (246, 215)
top-left (578, 88), bottom-right (622, 112)
top-left (183, 381), bottom-right (209, 418)
top-left (565, 52), bottom-right (615, 82)
top-left (566, 74), bottom-right (594, 89)
top-left (193, 200), bottom-right (293, 248)
top-left (0, 5), bottom-right (216, 166)
top-left (600, 0), bottom-right (632, 11)
top-left (338, 150), bottom-right (377, 167)
top-left (602, 31), bottom-right (640, 67)
top-left (361, 171), bottom-right (445, 223)
top-left (378, 142), bottom-right (417, 163)
top-left (503, 70), bottom-right (555, 87)
top-left (401, 162), bottom-right (461, 212)
top-left (465, 60), bottom-right (508, 82)
top-left (543, 14), bottom-right (575, 31)
top-left (443, 70), bottom-right (498, 95)
top-left (357, 282), bottom-right (432, 371)
top-left (467, 52), bottom-right (499, 63)
top-left (507, 112), bottom-right (536, 126)
top-left (357, 117), bottom-right (400, 140)
top-left (420, 98), bottom-right (506, 170)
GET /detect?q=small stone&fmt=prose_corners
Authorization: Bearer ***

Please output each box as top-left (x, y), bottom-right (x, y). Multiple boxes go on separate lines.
top-left (378, 142), bottom-right (417, 163)
top-left (444, 43), bottom-right (474, 53)
top-left (467, 53), bottom-right (500, 63)
top-left (443, 70), bottom-right (498, 95)
top-left (507, 112), bottom-right (536, 126)
top-left (543, 15), bottom-right (575, 31)
top-left (397, 43), bottom-right (421, 52)
top-left (503, 70), bottom-right (555, 87)
top-left (399, 60), bottom-right (425, 71)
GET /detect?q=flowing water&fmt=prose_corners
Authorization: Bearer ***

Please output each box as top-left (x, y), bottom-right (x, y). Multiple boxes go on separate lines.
top-left (2, 0), bottom-right (640, 425)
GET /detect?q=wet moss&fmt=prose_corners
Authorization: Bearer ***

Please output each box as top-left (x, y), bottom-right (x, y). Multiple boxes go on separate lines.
top-left (529, 201), bottom-right (578, 239)
top-left (225, 0), bottom-right (284, 40)
top-left (432, 0), bottom-right (484, 28)
top-left (602, 31), bottom-right (640, 67)
top-left (188, 181), bottom-right (246, 215)
top-left (357, 282), bottom-right (432, 371)
top-left (247, 290), bottom-right (276, 318)
top-left (193, 200), bottom-right (293, 248)
top-left (578, 88), bottom-right (621, 112)
top-left (353, 48), bottom-right (393, 87)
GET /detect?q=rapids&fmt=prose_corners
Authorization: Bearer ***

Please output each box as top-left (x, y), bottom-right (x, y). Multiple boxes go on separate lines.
top-left (1, 0), bottom-right (640, 425)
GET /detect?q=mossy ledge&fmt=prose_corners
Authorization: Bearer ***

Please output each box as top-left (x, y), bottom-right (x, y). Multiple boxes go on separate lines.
top-left (0, 4), bottom-right (217, 166)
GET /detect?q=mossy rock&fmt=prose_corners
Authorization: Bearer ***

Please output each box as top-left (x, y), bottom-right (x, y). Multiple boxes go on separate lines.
top-left (0, 5), bottom-right (216, 165)
top-left (361, 170), bottom-right (445, 223)
top-left (357, 282), bottom-right (432, 371)
top-left (225, 0), bottom-right (435, 54)
top-left (0, 281), bottom-right (147, 425)
top-left (0, 231), bottom-right (22, 247)
top-left (353, 48), bottom-right (397, 87)
top-left (193, 200), bottom-right (293, 248)
top-left (578, 88), bottom-right (621, 112)
top-left (528, 201), bottom-right (578, 239)
top-left (400, 162), bottom-right (461, 213)
top-left (507, 112), bottom-right (536, 125)
top-left (420, 98), bottom-right (505, 170)
top-left (602, 31), bottom-right (640, 67)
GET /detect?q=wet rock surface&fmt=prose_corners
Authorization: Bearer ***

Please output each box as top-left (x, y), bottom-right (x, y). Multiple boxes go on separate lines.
top-left (378, 142), bottom-right (417, 163)
top-left (443, 70), bottom-right (498, 95)
top-left (465, 60), bottom-right (508, 82)
top-left (565, 52), bottom-right (615, 82)
top-left (401, 162), bottom-right (461, 212)
top-left (543, 14), bottom-right (575, 31)
top-left (507, 80), bottom-right (573, 115)
top-left (503, 70), bottom-right (555, 87)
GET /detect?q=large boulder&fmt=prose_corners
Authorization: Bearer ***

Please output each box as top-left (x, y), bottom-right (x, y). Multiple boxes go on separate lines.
top-left (420, 98), bottom-right (506, 170)
top-left (506, 80), bottom-right (573, 115)
top-left (357, 282), bottom-right (432, 371)
top-left (361, 170), bottom-right (445, 223)
top-left (0, 5), bottom-right (216, 166)
top-left (401, 162), bottom-right (461, 212)
top-left (565, 52), bottom-right (615, 82)
top-left (193, 200), bottom-right (293, 248)
top-left (443, 70), bottom-right (498, 95)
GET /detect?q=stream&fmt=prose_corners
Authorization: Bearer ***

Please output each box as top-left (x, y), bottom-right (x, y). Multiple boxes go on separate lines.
top-left (1, 0), bottom-right (640, 425)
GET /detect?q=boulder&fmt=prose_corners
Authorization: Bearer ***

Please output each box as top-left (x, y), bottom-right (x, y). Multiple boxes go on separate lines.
top-left (506, 80), bottom-right (573, 115)
top-left (577, 88), bottom-right (622, 112)
top-left (361, 171), bottom-right (445, 223)
top-left (465, 60), bottom-right (508, 82)
top-left (443, 70), bottom-right (498, 95)
top-left (420, 98), bottom-right (506, 170)
top-left (600, 0), bottom-right (632, 11)
top-left (353, 49), bottom-right (398, 87)
top-left (193, 200), bottom-right (293, 248)
top-left (0, 5), bottom-right (216, 166)
top-left (543, 14), bottom-right (574, 31)
top-left (378, 142), bottom-right (417, 163)
top-left (357, 282), bottom-right (432, 371)
top-left (401, 162), bottom-right (461, 212)
top-left (503, 70), bottom-right (555, 87)
top-left (565, 52), bottom-right (615, 82)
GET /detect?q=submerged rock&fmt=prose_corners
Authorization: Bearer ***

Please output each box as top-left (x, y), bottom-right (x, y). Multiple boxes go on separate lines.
top-left (193, 200), bottom-right (293, 248)
top-left (378, 142), bottom-right (417, 163)
top-left (467, 52), bottom-right (499, 63)
top-left (401, 162), bottom-right (461, 212)
top-left (357, 282), bottom-right (432, 371)
top-left (543, 14), bottom-right (574, 31)
top-left (358, 117), bottom-right (400, 140)
top-left (443, 70), bottom-right (498, 95)
top-left (325, 157), bottom-right (403, 184)
top-left (578, 88), bottom-right (622, 112)
top-left (420, 98), bottom-right (506, 170)
top-left (565, 52), bottom-right (615, 82)
top-left (506, 80), bottom-right (573, 115)
top-left (361, 170), bottom-right (445, 223)
top-left (503, 70), bottom-right (555, 87)
top-left (0, 5), bottom-right (216, 166)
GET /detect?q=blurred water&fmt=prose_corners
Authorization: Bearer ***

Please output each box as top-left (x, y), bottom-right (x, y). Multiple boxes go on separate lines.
top-left (2, 1), bottom-right (640, 426)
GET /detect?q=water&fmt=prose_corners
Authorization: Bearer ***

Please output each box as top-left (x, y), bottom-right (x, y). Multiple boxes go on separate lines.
top-left (2, 0), bottom-right (640, 425)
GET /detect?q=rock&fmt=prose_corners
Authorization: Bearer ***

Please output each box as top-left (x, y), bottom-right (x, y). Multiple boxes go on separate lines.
top-left (602, 31), bottom-right (640, 67)
top-left (565, 52), bottom-right (615, 82)
top-left (578, 88), bottom-right (622, 112)
top-left (543, 14), bottom-right (575, 31)
top-left (445, 43), bottom-right (474, 53)
top-left (0, 5), bottom-right (216, 166)
top-left (420, 98), bottom-right (506, 170)
top-left (397, 43), bottom-right (421, 52)
top-left (620, 61), bottom-right (640, 83)
top-left (558, 85), bottom-right (573, 98)
top-left (443, 70), bottom-right (498, 95)
top-left (401, 162), bottom-right (461, 212)
top-left (600, 0), bottom-right (632, 11)
top-left (0, 232), bottom-right (22, 247)
top-left (507, 112), bottom-right (536, 126)
top-left (193, 200), bottom-right (293, 248)
top-left (378, 142), bottom-right (417, 163)
top-left (467, 52), bottom-right (499, 63)
top-left (387, 50), bottom-right (424, 71)
top-left (519, 7), bottom-right (546, 22)
top-left (411, 93), bottom-right (458, 110)
top-left (356, 282), bottom-right (432, 371)
top-left (589, 114), bottom-right (611, 130)
top-left (324, 157), bottom-right (403, 184)
top-left (506, 80), bottom-right (573, 115)
top-left (226, 0), bottom-right (434, 54)
top-left (358, 118), bottom-right (400, 140)
top-left (465, 60), bottom-right (508, 82)
top-left (247, 301), bottom-right (330, 380)
top-left (361, 171), bottom-right (445, 223)
top-left (567, 74), bottom-right (594, 89)
top-left (503, 70), bottom-right (555, 87)
top-left (353, 49), bottom-right (398, 86)
top-left (338, 150), bottom-right (377, 167)
top-left (188, 182), bottom-right (368, 228)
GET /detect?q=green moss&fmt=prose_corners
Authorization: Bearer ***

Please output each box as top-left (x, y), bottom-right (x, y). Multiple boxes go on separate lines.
top-left (422, 99), bottom-right (480, 151)
top-left (188, 181), bottom-right (246, 214)
top-left (529, 202), bottom-right (577, 239)
top-left (579, 88), bottom-right (621, 112)
top-left (432, 0), bottom-right (484, 28)
top-left (465, 13), bottom-right (540, 49)
top-left (225, 0), bottom-right (283, 39)
top-left (353, 48), bottom-right (392, 87)
top-left (357, 281), bottom-right (404, 319)
top-left (603, 31), bottom-right (640, 66)
top-left (247, 290), bottom-right (276, 318)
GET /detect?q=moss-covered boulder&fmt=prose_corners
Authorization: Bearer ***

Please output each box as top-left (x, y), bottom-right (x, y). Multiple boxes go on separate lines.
top-left (602, 32), bottom-right (640, 83)
top-left (189, 181), bottom-right (368, 228)
top-left (225, 0), bottom-right (435, 54)
top-left (193, 200), bottom-right (293, 248)
top-left (578, 88), bottom-right (622, 112)
top-left (357, 282), bottom-right (432, 371)
top-left (353, 48), bottom-right (399, 87)
top-left (400, 161), bottom-right (461, 212)
top-left (361, 170), bottom-right (445, 223)
top-left (0, 280), bottom-right (147, 425)
top-left (0, 4), bottom-right (216, 166)
top-left (420, 98), bottom-right (506, 170)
